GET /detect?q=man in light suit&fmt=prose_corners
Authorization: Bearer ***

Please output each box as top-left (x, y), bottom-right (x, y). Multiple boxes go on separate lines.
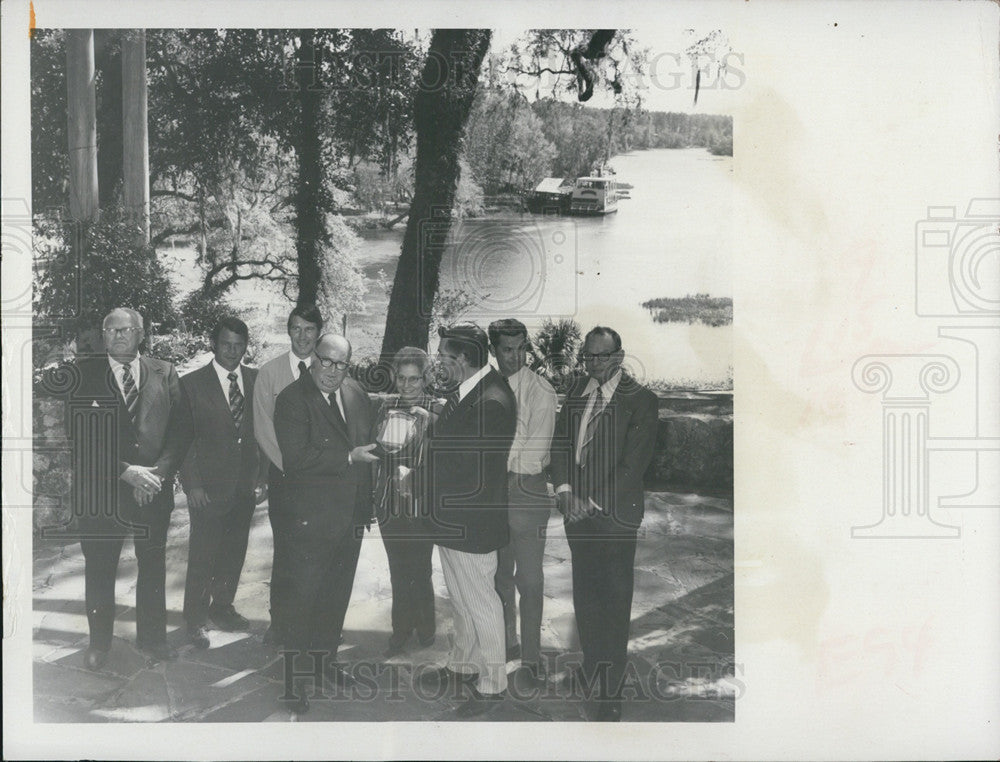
top-left (273, 333), bottom-right (379, 713)
top-left (252, 304), bottom-right (323, 647)
top-left (172, 317), bottom-right (266, 649)
top-left (43, 308), bottom-right (183, 669)
top-left (551, 326), bottom-right (658, 722)
top-left (418, 323), bottom-right (517, 718)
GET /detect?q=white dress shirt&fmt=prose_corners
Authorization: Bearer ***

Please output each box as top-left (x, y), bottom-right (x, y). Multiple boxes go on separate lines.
top-left (212, 359), bottom-right (244, 397)
top-left (288, 351), bottom-right (312, 380)
top-left (108, 354), bottom-right (142, 397)
top-left (505, 366), bottom-right (557, 475)
top-left (556, 369), bottom-right (624, 496)
top-left (456, 363), bottom-right (492, 402)
top-left (327, 388), bottom-right (347, 422)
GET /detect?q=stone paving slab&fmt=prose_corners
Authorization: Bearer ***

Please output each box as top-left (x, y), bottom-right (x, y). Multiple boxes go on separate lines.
top-left (32, 491), bottom-right (734, 723)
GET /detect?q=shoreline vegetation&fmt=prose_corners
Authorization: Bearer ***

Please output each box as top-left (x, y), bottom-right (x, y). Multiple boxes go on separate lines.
top-left (642, 294), bottom-right (733, 327)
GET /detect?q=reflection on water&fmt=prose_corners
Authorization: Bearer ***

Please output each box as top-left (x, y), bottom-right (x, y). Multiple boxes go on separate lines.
top-left (355, 148), bottom-right (733, 386)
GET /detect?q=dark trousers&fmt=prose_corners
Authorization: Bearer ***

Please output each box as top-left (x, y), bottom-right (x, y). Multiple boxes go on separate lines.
top-left (495, 472), bottom-right (552, 666)
top-left (283, 523), bottom-right (363, 656)
top-left (266, 465), bottom-right (291, 637)
top-left (565, 513), bottom-right (638, 699)
top-left (379, 512), bottom-right (435, 646)
top-left (183, 491), bottom-right (255, 627)
top-left (79, 492), bottom-right (173, 651)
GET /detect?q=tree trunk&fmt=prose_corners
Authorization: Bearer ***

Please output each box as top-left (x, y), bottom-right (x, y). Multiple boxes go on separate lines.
top-left (294, 29), bottom-right (325, 308)
top-left (95, 30), bottom-right (123, 209)
top-left (380, 29), bottom-right (491, 360)
top-left (66, 29), bottom-right (99, 223)
top-left (121, 29), bottom-right (150, 243)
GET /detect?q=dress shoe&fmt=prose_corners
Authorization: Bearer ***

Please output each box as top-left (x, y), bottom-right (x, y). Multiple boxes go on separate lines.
top-left (209, 606), bottom-right (250, 632)
top-left (138, 641), bottom-right (178, 662)
top-left (188, 626), bottom-right (210, 649)
top-left (510, 663), bottom-right (547, 691)
top-left (455, 688), bottom-right (505, 718)
top-left (417, 634), bottom-right (436, 648)
top-left (415, 666), bottom-right (478, 694)
top-left (384, 641), bottom-right (406, 658)
top-left (280, 693), bottom-right (310, 715)
top-left (505, 643), bottom-right (521, 662)
top-left (83, 647), bottom-right (109, 671)
top-left (595, 698), bottom-right (623, 722)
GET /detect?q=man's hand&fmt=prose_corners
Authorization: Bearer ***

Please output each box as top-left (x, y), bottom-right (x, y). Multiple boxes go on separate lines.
top-left (121, 465), bottom-right (162, 493)
top-left (350, 443), bottom-right (380, 464)
top-left (557, 491), bottom-right (590, 523)
top-left (394, 465), bottom-right (413, 498)
top-left (133, 486), bottom-right (155, 506)
top-left (187, 487), bottom-right (211, 509)
top-left (254, 482), bottom-right (268, 505)
top-left (409, 406), bottom-right (430, 420)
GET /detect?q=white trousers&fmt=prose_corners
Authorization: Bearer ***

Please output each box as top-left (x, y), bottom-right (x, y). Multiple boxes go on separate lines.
top-left (438, 545), bottom-right (508, 695)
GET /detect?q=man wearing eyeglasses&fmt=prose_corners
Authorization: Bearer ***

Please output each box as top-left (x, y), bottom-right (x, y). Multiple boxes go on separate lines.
top-left (551, 326), bottom-right (658, 722)
top-left (272, 332), bottom-right (379, 714)
top-left (253, 304), bottom-right (323, 648)
top-left (45, 308), bottom-right (184, 671)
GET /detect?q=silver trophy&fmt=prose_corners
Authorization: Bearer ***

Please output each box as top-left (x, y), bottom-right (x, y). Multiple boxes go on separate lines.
top-left (376, 408), bottom-right (418, 455)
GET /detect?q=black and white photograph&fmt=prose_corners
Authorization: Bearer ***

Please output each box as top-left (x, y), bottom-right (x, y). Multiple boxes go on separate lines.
top-left (2, 1), bottom-right (998, 760)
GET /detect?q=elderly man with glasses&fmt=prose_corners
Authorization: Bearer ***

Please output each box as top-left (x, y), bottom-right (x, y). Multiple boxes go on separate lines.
top-left (42, 308), bottom-right (184, 670)
top-left (272, 332), bottom-right (379, 714)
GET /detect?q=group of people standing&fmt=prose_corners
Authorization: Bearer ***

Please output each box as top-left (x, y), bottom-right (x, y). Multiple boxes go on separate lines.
top-left (51, 303), bottom-right (658, 722)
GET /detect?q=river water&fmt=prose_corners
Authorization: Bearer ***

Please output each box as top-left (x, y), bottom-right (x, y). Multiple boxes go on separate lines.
top-left (353, 147), bottom-right (733, 387)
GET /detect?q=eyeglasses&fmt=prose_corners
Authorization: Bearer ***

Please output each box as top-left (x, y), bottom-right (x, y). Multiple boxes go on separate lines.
top-left (581, 351), bottom-right (617, 362)
top-left (316, 355), bottom-right (350, 371)
top-left (104, 326), bottom-right (141, 336)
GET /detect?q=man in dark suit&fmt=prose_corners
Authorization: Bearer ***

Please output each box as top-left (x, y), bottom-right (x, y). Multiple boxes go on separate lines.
top-left (172, 317), bottom-right (266, 649)
top-left (551, 326), bottom-right (658, 722)
top-left (252, 304), bottom-right (323, 647)
top-left (418, 323), bottom-right (517, 718)
top-left (46, 308), bottom-right (183, 670)
top-left (273, 333), bottom-right (379, 713)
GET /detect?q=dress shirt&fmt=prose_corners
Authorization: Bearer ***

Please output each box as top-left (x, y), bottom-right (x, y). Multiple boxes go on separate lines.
top-left (456, 363), bottom-right (492, 403)
top-left (107, 354), bottom-right (142, 397)
top-left (288, 351), bottom-right (312, 380)
top-left (505, 366), bottom-right (557, 475)
top-left (556, 369), bottom-right (624, 495)
top-left (212, 359), bottom-right (244, 397)
top-left (327, 388), bottom-right (347, 422)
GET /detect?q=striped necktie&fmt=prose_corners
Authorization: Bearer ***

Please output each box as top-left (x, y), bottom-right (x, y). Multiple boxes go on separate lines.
top-left (578, 385), bottom-right (607, 464)
top-left (121, 363), bottom-right (139, 425)
top-left (228, 371), bottom-right (244, 427)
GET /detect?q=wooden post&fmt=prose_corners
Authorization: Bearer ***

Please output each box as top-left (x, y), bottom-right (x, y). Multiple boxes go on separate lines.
top-left (66, 29), bottom-right (99, 223)
top-left (121, 29), bottom-right (150, 243)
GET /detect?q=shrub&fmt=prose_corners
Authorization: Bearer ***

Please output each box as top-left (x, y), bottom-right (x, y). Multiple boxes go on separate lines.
top-left (33, 206), bottom-right (178, 350)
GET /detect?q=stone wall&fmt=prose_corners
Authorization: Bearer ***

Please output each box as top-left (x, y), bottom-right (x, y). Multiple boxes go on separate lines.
top-left (30, 389), bottom-right (734, 532)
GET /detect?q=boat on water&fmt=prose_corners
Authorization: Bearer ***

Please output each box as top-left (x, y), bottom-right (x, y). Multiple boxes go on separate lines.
top-left (568, 175), bottom-right (619, 215)
top-left (524, 172), bottom-right (624, 216)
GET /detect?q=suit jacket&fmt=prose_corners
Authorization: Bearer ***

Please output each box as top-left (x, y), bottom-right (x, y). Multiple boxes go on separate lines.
top-left (550, 372), bottom-right (658, 528)
top-left (253, 352), bottom-right (297, 473)
top-left (273, 372), bottom-right (374, 538)
top-left (173, 361), bottom-right (261, 512)
top-left (425, 367), bottom-right (517, 553)
top-left (45, 355), bottom-right (182, 531)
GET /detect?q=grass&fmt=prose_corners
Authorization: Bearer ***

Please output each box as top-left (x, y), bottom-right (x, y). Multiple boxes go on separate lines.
top-left (641, 294), bottom-right (732, 327)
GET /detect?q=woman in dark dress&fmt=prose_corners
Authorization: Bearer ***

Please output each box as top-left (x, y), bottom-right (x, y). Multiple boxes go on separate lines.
top-left (373, 347), bottom-right (438, 656)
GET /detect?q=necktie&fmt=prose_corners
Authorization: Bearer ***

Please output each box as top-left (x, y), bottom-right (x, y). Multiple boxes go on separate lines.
top-left (298, 360), bottom-right (308, 378)
top-left (121, 363), bottom-right (139, 425)
top-left (228, 372), bottom-right (244, 427)
top-left (440, 391), bottom-right (460, 419)
top-left (579, 386), bottom-right (607, 463)
top-left (328, 392), bottom-right (346, 427)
